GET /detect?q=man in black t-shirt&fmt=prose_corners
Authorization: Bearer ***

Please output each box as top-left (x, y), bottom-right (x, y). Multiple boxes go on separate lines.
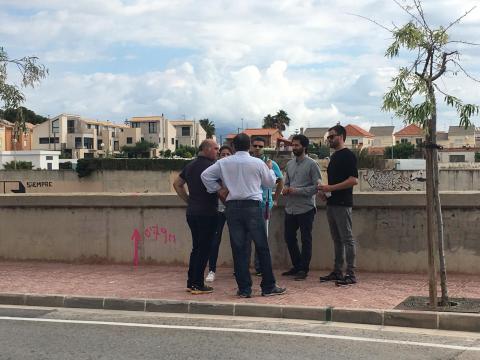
top-left (318, 125), bottom-right (359, 285)
top-left (173, 139), bottom-right (219, 294)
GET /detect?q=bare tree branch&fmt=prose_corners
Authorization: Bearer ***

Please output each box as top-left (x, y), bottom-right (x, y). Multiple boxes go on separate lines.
top-left (393, 0), bottom-right (431, 33)
top-left (444, 6), bottom-right (477, 32)
top-left (447, 40), bottom-right (480, 46)
top-left (451, 59), bottom-right (480, 83)
top-left (431, 51), bottom-right (457, 81)
top-left (347, 13), bottom-right (393, 32)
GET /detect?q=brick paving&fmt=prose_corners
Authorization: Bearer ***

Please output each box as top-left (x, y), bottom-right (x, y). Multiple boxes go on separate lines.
top-left (1, 261), bottom-right (479, 309)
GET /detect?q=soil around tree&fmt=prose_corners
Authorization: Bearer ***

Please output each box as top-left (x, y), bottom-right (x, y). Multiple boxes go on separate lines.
top-left (395, 296), bottom-right (480, 313)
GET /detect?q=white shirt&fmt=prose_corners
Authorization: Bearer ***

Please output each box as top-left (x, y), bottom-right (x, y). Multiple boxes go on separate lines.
top-left (201, 151), bottom-right (276, 201)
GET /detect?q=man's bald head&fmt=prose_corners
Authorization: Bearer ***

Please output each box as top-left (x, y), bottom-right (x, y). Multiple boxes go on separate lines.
top-left (199, 139), bottom-right (219, 160)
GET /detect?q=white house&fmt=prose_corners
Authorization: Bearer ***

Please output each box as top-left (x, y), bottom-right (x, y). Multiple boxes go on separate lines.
top-left (0, 150), bottom-right (61, 170)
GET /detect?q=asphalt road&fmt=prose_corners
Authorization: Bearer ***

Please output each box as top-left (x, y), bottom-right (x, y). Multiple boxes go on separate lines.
top-left (0, 305), bottom-right (479, 360)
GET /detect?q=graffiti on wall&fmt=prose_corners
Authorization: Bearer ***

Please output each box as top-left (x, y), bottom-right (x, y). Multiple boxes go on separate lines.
top-left (1, 181), bottom-right (26, 193)
top-left (130, 224), bottom-right (177, 266)
top-left (363, 170), bottom-right (428, 191)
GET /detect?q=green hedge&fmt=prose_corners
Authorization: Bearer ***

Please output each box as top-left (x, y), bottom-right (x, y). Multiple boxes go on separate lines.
top-left (76, 158), bottom-right (192, 178)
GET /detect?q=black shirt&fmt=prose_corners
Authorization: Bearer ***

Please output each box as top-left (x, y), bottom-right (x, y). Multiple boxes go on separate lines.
top-left (179, 156), bottom-right (218, 216)
top-left (327, 148), bottom-right (358, 207)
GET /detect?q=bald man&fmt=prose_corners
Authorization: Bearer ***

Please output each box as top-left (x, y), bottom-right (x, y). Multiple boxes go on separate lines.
top-left (174, 139), bottom-right (220, 294)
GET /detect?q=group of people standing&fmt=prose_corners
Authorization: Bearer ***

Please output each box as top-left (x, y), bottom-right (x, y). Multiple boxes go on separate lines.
top-left (174, 124), bottom-right (358, 298)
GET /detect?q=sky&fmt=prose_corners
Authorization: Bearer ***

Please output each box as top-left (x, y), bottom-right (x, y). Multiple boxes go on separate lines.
top-left (1, 0), bottom-right (480, 138)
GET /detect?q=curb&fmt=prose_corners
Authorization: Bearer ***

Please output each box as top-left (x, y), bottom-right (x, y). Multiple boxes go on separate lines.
top-left (0, 293), bottom-right (479, 333)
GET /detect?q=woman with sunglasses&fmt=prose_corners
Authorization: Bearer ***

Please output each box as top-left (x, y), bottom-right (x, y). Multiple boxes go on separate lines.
top-left (205, 145), bottom-right (233, 282)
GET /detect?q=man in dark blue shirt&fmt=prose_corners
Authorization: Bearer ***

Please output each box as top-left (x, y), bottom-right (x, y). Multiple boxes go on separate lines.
top-left (174, 139), bottom-right (219, 294)
top-left (318, 125), bottom-right (359, 286)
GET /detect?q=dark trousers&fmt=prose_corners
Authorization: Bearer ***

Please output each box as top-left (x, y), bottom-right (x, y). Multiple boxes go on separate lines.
top-left (208, 211), bottom-right (227, 272)
top-left (326, 205), bottom-right (356, 275)
top-left (187, 214), bottom-right (217, 288)
top-left (225, 200), bottom-right (276, 295)
top-left (284, 208), bottom-right (315, 273)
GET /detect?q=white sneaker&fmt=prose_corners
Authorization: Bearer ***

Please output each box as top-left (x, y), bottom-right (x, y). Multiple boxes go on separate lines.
top-left (205, 271), bottom-right (215, 282)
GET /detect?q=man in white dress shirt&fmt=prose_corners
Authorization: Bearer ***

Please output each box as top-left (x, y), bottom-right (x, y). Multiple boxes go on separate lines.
top-left (201, 133), bottom-right (286, 298)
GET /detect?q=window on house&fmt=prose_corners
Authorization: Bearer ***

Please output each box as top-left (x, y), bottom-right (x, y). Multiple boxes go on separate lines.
top-left (39, 137), bottom-right (59, 144)
top-left (148, 122), bottom-right (157, 133)
top-left (97, 139), bottom-right (103, 150)
top-left (416, 138), bottom-right (423, 146)
top-left (87, 124), bottom-right (92, 129)
top-left (127, 137), bottom-right (133, 144)
top-left (114, 141), bottom-right (119, 151)
top-left (75, 137), bottom-right (82, 149)
top-left (51, 119), bottom-right (59, 133)
top-left (449, 155), bottom-right (465, 162)
top-left (141, 137), bottom-right (144, 142)
top-left (131, 122), bottom-right (139, 128)
top-left (67, 120), bottom-right (75, 134)
top-left (46, 156), bottom-right (53, 160)
top-left (171, 138), bottom-right (174, 145)
top-left (84, 137), bottom-right (94, 149)
top-left (401, 138), bottom-right (409, 144)
top-left (181, 126), bottom-right (190, 136)
top-left (351, 139), bottom-right (358, 146)
top-left (112, 132), bottom-right (115, 138)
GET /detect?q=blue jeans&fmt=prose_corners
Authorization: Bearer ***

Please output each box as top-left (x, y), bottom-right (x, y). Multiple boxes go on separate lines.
top-left (208, 211), bottom-right (227, 272)
top-left (225, 200), bottom-right (276, 295)
top-left (186, 214), bottom-right (217, 288)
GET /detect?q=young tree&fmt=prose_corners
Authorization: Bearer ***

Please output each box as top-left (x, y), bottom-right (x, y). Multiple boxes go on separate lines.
top-left (0, 46), bottom-right (48, 168)
top-left (365, 1), bottom-right (479, 306)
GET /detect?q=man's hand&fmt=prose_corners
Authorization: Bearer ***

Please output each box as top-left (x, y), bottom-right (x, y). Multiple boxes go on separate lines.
top-left (318, 184), bottom-right (333, 193)
top-left (282, 187), bottom-right (296, 196)
top-left (217, 187), bottom-right (229, 203)
top-left (266, 159), bottom-right (273, 170)
top-left (317, 192), bottom-right (327, 202)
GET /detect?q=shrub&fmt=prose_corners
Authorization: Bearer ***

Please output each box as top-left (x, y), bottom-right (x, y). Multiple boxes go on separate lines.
top-left (59, 161), bottom-right (73, 170)
top-left (76, 158), bottom-right (192, 177)
top-left (3, 161), bottom-right (34, 170)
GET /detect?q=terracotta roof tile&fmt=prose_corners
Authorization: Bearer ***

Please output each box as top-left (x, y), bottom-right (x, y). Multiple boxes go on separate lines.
top-left (345, 124), bottom-right (374, 138)
top-left (394, 124), bottom-right (424, 136)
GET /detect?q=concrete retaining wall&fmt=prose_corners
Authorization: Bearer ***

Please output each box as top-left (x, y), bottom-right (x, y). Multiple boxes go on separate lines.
top-left (1, 192), bottom-right (479, 273)
top-left (2, 169), bottom-right (480, 194)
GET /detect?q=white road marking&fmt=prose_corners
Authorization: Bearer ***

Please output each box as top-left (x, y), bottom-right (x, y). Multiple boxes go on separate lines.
top-left (0, 316), bottom-right (479, 351)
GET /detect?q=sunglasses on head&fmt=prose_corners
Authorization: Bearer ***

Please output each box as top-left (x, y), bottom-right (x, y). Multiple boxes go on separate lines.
top-left (253, 145), bottom-right (264, 148)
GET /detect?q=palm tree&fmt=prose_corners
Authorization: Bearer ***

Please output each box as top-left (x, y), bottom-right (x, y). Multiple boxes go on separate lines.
top-left (273, 109), bottom-right (291, 131)
top-left (199, 119), bottom-right (216, 139)
top-left (262, 114), bottom-right (275, 128)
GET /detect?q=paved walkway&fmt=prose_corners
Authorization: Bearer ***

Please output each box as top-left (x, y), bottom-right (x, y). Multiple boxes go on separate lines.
top-left (1, 261), bottom-right (479, 309)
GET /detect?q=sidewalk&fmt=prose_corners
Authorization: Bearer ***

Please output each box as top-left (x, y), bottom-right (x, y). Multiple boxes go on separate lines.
top-left (1, 261), bottom-right (479, 309)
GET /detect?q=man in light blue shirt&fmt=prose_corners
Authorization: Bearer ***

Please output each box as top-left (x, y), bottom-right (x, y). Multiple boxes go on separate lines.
top-left (249, 136), bottom-right (284, 275)
top-left (201, 133), bottom-right (286, 298)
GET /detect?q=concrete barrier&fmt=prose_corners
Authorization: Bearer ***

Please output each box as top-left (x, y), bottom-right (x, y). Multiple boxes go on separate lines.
top-left (1, 192), bottom-right (479, 273)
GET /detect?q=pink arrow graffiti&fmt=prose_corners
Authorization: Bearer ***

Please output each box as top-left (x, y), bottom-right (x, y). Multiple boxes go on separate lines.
top-left (131, 228), bottom-right (142, 266)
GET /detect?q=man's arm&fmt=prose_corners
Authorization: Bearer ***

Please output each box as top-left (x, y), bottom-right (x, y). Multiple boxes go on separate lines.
top-left (173, 176), bottom-right (189, 203)
top-left (260, 160), bottom-right (276, 189)
top-left (288, 161), bottom-right (321, 196)
top-left (318, 176), bottom-right (358, 193)
top-left (200, 162), bottom-right (222, 193)
top-left (273, 178), bottom-right (284, 205)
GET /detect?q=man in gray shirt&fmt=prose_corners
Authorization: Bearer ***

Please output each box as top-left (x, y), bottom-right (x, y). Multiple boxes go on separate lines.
top-left (282, 134), bottom-right (321, 281)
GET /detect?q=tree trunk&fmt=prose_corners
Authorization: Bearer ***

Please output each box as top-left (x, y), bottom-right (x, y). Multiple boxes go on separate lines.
top-left (430, 89), bottom-right (449, 306)
top-left (425, 131), bottom-right (437, 308)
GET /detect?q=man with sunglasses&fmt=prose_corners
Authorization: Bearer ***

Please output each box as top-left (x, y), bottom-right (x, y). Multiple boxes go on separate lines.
top-left (248, 137), bottom-right (284, 276)
top-left (318, 125), bottom-right (359, 286)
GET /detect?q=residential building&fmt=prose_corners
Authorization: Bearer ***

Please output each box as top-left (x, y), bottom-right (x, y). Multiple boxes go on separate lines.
top-left (437, 131), bottom-right (449, 148)
top-left (225, 128), bottom-right (283, 148)
top-left (439, 148), bottom-right (477, 163)
top-left (394, 124), bottom-right (424, 146)
top-left (0, 124), bottom-right (5, 151)
top-left (369, 126), bottom-right (395, 147)
top-left (118, 127), bottom-right (142, 149)
top-left (169, 120), bottom-right (207, 149)
top-left (303, 127), bottom-right (330, 146)
top-left (32, 114), bottom-right (128, 159)
top-left (0, 119), bottom-right (33, 151)
top-left (345, 124), bottom-right (374, 149)
top-left (446, 126), bottom-right (476, 148)
top-left (0, 150), bottom-right (60, 170)
top-left (129, 115), bottom-right (176, 151)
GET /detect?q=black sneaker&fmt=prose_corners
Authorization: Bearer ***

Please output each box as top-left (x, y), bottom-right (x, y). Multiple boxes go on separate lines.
top-left (294, 270), bottom-right (307, 281)
top-left (190, 285), bottom-right (214, 294)
top-left (262, 286), bottom-right (287, 297)
top-left (320, 271), bottom-right (343, 282)
top-left (335, 274), bottom-right (357, 286)
top-left (282, 268), bottom-right (299, 276)
top-left (237, 290), bottom-right (252, 298)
